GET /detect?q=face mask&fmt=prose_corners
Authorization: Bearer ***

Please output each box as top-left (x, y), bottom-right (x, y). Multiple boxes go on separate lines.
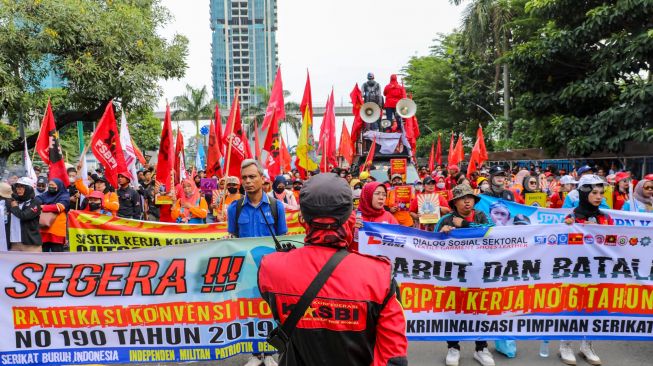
top-left (293, 186), bottom-right (302, 191)
top-left (227, 187), bottom-right (238, 194)
top-left (353, 188), bottom-right (361, 196)
top-left (89, 203), bottom-right (101, 211)
top-left (415, 185), bottom-right (423, 192)
top-left (436, 183), bottom-right (445, 189)
top-left (37, 187), bottom-right (46, 193)
top-left (274, 187), bottom-right (285, 194)
top-left (68, 175), bottom-right (76, 182)
top-left (47, 187), bottom-right (57, 194)
top-left (480, 183), bottom-right (491, 192)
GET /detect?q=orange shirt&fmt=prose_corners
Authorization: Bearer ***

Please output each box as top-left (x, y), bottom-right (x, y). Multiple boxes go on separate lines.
top-left (75, 178), bottom-right (119, 216)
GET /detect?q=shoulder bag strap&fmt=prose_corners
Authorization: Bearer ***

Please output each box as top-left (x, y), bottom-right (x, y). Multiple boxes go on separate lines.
top-left (280, 249), bottom-right (349, 337)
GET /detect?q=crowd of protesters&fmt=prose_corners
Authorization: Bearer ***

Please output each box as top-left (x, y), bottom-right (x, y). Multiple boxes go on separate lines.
top-left (1, 157), bottom-right (651, 366)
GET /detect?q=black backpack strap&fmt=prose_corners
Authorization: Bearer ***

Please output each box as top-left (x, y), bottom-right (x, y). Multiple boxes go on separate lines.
top-left (281, 249), bottom-right (349, 337)
top-left (233, 198), bottom-right (245, 237)
top-left (268, 197), bottom-right (278, 226)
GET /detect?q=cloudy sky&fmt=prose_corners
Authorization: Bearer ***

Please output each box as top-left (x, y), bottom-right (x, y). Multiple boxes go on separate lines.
top-left (157, 0), bottom-right (464, 111)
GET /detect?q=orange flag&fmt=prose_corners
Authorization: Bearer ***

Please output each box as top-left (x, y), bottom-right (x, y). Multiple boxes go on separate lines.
top-left (338, 120), bottom-right (353, 166)
top-left (453, 134), bottom-right (464, 166)
top-left (428, 142), bottom-right (435, 172)
top-left (447, 131), bottom-right (455, 166)
top-left (476, 125), bottom-right (488, 164)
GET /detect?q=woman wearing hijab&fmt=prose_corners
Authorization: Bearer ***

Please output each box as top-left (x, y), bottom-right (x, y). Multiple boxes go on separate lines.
top-left (39, 178), bottom-right (71, 252)
top-left (560, 175), bottom-right (611, 366)
top-left (621, 174), bottom-right (653, 212)
top-left (9, 177), bottom-right (42, 252)
top-left (519, 175), bottom-right (541, 204)
top-left (172, 179), bottom-right (208, 224)
top-left (355, 182), bottom-right (398, 225)
top-left (268, 175), bottom-right (299, 211)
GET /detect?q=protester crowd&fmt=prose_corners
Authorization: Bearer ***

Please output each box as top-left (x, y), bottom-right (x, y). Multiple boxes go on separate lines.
top-left (1, 157), bottom-right (652, 366)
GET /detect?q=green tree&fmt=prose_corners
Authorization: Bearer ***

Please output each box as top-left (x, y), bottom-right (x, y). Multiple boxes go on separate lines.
top-left (128, 108), bottom-right (162, 152)
top-left (0, 0), bottom-right (188, 166)
top-left (506, 0), bottom-right (653, 156)
top-left (171, 84), bottom-right (213, 138)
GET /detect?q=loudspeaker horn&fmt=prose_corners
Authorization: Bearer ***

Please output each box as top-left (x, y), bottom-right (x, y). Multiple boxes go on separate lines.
top-left (396, 98), bottom-right (417, 118)
top-left (360, 102), bottom-right (381, 123)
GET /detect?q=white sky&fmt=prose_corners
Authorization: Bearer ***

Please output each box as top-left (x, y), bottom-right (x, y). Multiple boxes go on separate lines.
top-left (157, 0), bottom-right (463, 111)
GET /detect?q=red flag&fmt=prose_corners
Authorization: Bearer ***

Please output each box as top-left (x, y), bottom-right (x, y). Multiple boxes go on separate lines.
top-left (280, 137), bottom-right (292, 173)
top-left (319, 89), bottom-right (338, 172)
top-left (223, 90), bottom-right (246, 178)
top-left (476, 125), bottom-right (488, 164)
top-left (241, 126), bottom-right (252, 159)
top-left (263, 108), bottom-right (281, 177)
top-left (174, 126), bottom-right (185, 184)
top-left (300, 70), bottom-right (313, 120)
top-left (338, 120), bottom-right (353, 166)
top-left (91, 102), bottom-right (128, 188)
top-left (349, 83), bottom-right (365, 149)
top-left (261, 67), bottom-right (285, 131)
top-left (130, 137), bottom-right (147, 165)
top-left (428, 142), bottom-right (435, 172)
top-left (214, 104), bottom-right (224, 156)
top-left (447, 131), bottom-right (455, 166)
top-left (360, 137), bottom-right (376, 173)
top-left (35, 101), bottom-right (69, 186)
top-left (156, 104), bottom-right (174, 190)
top-left (206, 119), bottom-right (223, 177)
top-left (253, 119), bottom-right (261, 163)
top-left (452, 134), bottom-right (465, 166)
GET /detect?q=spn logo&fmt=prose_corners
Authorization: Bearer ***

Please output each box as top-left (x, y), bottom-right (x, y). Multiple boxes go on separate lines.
top-left (364, 231), bottom-right (406, 247)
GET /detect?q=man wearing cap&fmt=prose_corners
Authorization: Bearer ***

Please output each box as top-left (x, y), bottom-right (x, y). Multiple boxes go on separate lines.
top-left (258, 173), bottom-right (408, 366)
top-left (35, 176), bottom-right (48, 196)
top-left (214, 176), bottom-right (241, 222)
top-left (435, 184), bottom-right (494, 366)
top-left (482, 166), bottom-right (516, 202)
top-left (562, 166), bottom-right (609, 209)
top-left (116, 172), bottom-right (142, 219)
top-left (291, 179), bottom-right (303, 203)
top-left (386, 173), bottom-right (415, 227)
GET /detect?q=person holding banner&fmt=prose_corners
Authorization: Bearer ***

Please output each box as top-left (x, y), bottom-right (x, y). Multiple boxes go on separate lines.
top-left (84, 191), bottom-right (112, 215)
top-left (559, 174), bottom-right (613, 365)
top-left (38, 178), bottom-right (70, 252)
top-left (75, 168), bottom-right (119, 216)
top-left (517, 175), bottom-right (541, 205)
top-left (258, 173), bottom-right (408, 366)
top-left (435, 184), bottom-right (495, 366)
top-left (621, 174), bottom-right (653, 212)
top-left (171, 179), bottom-right (208, 224)
top-left (409, 176), bottom-right (450, 231)
top-left (8, 177), bottom-right (42, 252)
top-left (353, 182), bottom-right (398, 239)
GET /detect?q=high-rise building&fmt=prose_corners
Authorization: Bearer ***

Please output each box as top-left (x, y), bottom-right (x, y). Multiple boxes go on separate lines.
top-left (210, 0), bottom-right (278, 109)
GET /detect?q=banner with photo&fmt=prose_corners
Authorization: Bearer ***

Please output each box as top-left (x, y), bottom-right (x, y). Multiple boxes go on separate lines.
top-left (359, 222), bottom-right (653, 341)
top-left (476, 195), bottom-right (653, 227)
top-left (0, 236), bottom-right (306, 365)
top-left (67, 210), bottom-right (306, 252)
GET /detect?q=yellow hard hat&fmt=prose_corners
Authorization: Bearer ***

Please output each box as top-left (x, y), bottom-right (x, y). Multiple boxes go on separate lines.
top-left (359, 171), bottom-right (370, 180)
top-left (477, 176), bottom-right (488, 186)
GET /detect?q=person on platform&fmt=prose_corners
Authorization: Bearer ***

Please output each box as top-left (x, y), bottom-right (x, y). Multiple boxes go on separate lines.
top-left (362, 72), bottom-right (383, 131)
top-left (257, 173), bottom-right (408, 366)
top-left (269, 175), bottom-right (299, 211)
top-left (621, 174), bottom-right (653, 212)
top-left (38, 178), bottom-right (70, 252)
top-left (8, 177), bottom-right (42, 252)
top-left (612, 172), bottom-right (631, 210)
top-left (482, 166), bottom-right (516, 202)
top-left (383, 74), bottom-right (404, 129)
top-left (435, 184), bottom-right (494, 366)
top-left (116, 172), bottom-right (142, 220)
top-left (560, 174), bottom-right (610, 366)
top-left (171, 178), bottom-right (208, 224)
top-left (228, 160), bottom-right (287, 366)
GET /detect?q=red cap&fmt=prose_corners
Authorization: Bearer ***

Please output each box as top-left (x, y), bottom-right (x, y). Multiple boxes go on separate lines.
top-left (544, 172), bottom-right (553, 177)
top-left (644, 174), bottom-right (653, 181)
top-left (88, 191), bottom-right (105, 200)
top-left (615, 172), bottom-right (630, 183)
top-left (448, 165), bottom-right (459, 172)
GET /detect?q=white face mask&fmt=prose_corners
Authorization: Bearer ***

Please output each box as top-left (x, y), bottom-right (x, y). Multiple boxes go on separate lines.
top-left (436, 183), bottom-right (445, 189)
top-left (480, 183), bottom-right (491, 192)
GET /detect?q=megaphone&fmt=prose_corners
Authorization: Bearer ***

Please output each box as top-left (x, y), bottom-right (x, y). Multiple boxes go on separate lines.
top-left (396, 98), bottom-right (417, 118)
top-left (360, 102), bottom-right (381, 123)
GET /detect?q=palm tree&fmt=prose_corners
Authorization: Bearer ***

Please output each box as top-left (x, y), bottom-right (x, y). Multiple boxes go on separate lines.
top-left (171, 84), bottom-right (213, 137)
top-left (450, 0), bottom-right (514, 136)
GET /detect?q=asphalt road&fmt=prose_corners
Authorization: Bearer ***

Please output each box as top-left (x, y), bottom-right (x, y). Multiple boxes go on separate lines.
top-left (122, 340), bottom-right (652, 366)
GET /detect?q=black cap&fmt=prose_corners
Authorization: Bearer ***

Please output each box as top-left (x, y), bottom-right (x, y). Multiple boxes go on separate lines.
top-left (37, 176), bottom-right (48, 185)
top-left (423, 176), bottom-right (435, 185)
top-left (489, 165), bottom-right (507, 176)
top-left (300, 173), bottom-right (353, 227)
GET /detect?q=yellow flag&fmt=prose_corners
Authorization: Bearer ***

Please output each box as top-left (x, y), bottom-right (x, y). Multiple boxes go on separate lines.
top-left (296, 107), bottom-right (318, 172)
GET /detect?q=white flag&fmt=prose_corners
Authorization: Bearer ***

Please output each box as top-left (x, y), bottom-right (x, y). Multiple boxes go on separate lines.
top-left (119, 112), bottom-right (139, 184)
top-left (23, 139), bottom-right (37, 184)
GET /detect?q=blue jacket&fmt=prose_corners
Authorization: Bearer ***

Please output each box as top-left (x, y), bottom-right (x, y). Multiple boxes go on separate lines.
top-left (227, 193), bottom-right (287, 238)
